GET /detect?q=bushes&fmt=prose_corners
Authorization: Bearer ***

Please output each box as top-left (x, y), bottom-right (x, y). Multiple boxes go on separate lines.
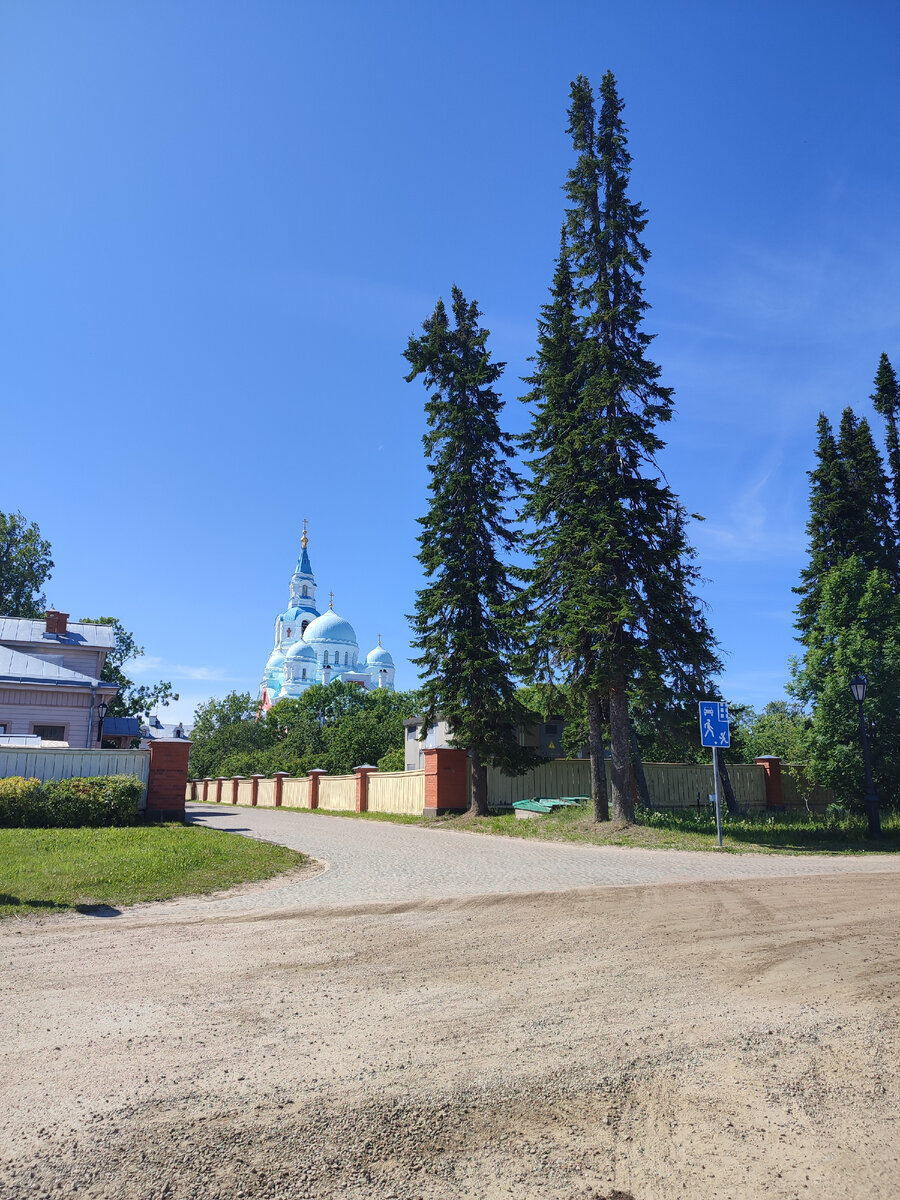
top-left (0, 774), bottom-right (143, 828)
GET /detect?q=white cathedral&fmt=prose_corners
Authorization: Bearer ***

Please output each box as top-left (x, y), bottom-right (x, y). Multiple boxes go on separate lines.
top-left (259, 523), bottom-right (395, 709)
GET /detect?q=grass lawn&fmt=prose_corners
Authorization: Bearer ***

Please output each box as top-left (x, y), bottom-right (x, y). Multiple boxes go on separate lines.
top-left (0, 824), bottom-right (305, 919)
top-left (199, 799), bottom-right (900, 854)
top-left (453, 805), bottom-right (900, 854)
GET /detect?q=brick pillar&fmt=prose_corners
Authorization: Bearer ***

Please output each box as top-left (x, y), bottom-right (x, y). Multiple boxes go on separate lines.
top-left (189, 780), bottom-right (198, 801)
top-left (756, 757), bottom-right (784, 809)
top-left (215, 777), bottom-right (225, 803)
top-left (201, 778), bottom-right (209, 802)
top-left (251, 775), bottom-right (263, 806)
top-left (146, 739), bottom-right (192, 822)
top-left (307, 769), bottom-right (326, 809)
top-left (354, 765), bottom-right (377, 813)
top-left (273, 771), bottom-right (289, 807)
top-left (231, 777), bottom-right (243, 805)
top-left (423, 748), bottom-right (469, 818)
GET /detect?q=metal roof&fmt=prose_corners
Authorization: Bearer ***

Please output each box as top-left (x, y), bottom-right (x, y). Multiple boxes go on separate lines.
top-left (0, 617), bottom-right (117, 649)
top-left (0, 645), bottom-right (117, 689)
top-left (102, 717), bottom-right (141, 736)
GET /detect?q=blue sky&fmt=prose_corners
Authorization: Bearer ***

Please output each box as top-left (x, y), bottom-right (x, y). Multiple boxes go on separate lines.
top-left (2, 1), bottom-right (899, 723)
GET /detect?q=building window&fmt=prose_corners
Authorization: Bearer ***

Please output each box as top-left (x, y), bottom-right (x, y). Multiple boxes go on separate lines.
top-left (302, 585), bottom-right (308, 597)
top-left (323, 651), bottom-right (329, 666)
top-left (0, 723), bottom-right (7, 734)
top-left (344, 651), bottom-right (349, 665)
top-left (301, 668), bottom-right (307, 679)
top-left (406, 724), bottom-right (417, 740)
top-left (33, 724), bottom-right (65, 740)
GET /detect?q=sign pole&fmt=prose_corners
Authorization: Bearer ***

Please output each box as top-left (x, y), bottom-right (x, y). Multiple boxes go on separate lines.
top-left (712, 746), bottom-right (723, 848)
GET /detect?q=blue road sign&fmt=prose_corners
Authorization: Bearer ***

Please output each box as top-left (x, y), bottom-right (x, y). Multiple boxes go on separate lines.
top-left (699, 700), bottom-right (730, 748)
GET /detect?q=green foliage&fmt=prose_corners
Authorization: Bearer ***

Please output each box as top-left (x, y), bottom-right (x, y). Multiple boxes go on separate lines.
top-left (518, 74), bottom-right (720, 820)
top-left (377, 746), bottom-right (406, 772)
top-left (404, 285), bottom-right (535, 797)
top-left (188, 691), bottom-right (274, 779)
top-left (0, 510), bottom-right (53, 617)
top-left (739, 700), bottom-right (811, 763)
top-left (80, 615), bottom-right (178, 720)
top-left (791, 558), bottom-right (900, 806)
top-left (0, 774), bottom-right (143, 828)
top-left (870, 353), bottom-right (900, 536)
top-left (189, 683), bottom-right (420, 780)
top-left (794, 411), bottom-right (897, 636)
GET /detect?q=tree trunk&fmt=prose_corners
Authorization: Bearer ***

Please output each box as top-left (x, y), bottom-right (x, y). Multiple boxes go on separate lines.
top-left (630, 722), bottom-right (652, 811)
top-left (470, 749), bottom-right (489, 817)
top-left (715, 748), bottom-right (739, 816)
top-left (586, 690), bottom-right (609, 822)
top-left (608, 677), bottom-right (634, 823)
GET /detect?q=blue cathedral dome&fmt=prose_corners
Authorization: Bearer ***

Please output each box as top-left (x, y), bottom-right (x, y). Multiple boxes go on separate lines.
top-left (366, 643), bottom-right (394, 666)
top-left (285, 640), bottom-right (316, 661)
top-left (303, 609), bottom-right (358, 647)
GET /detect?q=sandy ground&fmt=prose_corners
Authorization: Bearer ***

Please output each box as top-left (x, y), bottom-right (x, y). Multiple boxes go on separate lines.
top-left (2, 871), bottom-right (899, 1200)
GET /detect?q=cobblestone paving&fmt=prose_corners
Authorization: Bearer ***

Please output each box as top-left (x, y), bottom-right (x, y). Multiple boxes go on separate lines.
top-left (109, 802), bottom-right (900, 923)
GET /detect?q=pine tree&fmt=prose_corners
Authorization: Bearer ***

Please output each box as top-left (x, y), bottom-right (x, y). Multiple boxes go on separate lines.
top-left (519, 74), bottom-right (720, 823)
top-left (871, 353), bottom-right (900, 539)
top-left (791, 557), bottom-right (900, 818)
top-left (404, 286), bottom-right (524, 816)
top-left (795, 409), bottom-right (896, 637)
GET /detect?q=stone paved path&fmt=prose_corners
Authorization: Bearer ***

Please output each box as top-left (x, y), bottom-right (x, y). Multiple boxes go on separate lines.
top-left (103, 801), bottom-right (900, 924)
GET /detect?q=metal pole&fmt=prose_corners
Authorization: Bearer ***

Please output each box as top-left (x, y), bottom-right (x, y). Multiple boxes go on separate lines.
top-left (712, 747), bottom-right (724, 848)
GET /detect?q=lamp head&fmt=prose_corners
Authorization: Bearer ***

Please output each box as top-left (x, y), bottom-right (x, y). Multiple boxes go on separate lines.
top-left (850, 674), bottom-right (868, 704)
top-left (97, 699), bottom-right (109, 720)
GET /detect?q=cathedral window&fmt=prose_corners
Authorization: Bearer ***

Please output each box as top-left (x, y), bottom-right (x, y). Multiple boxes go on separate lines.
top-left (323, 651), bottom-right (329, 666)
top-left (301, 620), bottom-right (309, 634)
top-left (302, 585), bottom-right (308, 597)
top-left (302, 668), bottom-right (307, 679)
top-left (344, 652), bottom-right (349, 665)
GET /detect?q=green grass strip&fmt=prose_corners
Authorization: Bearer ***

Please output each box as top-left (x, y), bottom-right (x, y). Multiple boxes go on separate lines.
top-left (0, 824), bottom-right (304, 919)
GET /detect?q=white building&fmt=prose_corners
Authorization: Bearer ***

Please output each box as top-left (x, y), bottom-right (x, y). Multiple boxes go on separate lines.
top-left (259, 523), bottom-right (395, 709)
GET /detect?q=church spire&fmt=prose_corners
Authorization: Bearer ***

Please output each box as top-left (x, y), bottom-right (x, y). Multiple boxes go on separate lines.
top-left (296, 521), bottom-right (313, 578)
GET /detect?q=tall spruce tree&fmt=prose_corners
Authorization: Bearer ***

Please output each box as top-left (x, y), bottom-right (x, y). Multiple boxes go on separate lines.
top-left (795, 408), bottom-right (896, 637)
top-left (519, 74), bottom-right (720, 823)
top-left (871, 353), bottom-right (900, 540)
top-left (405, 286), bottom-right (525, 816)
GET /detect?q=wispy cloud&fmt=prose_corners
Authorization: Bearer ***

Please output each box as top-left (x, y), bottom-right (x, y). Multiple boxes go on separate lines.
top-left (692, 468), bottom-right (806, 564)
top-left (126, 656), bottom-right (233, 682)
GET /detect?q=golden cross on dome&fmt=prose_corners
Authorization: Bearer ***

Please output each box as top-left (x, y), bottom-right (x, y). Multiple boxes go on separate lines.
top-left (300, 518), bottom-right (308, 549)
top-left (377, 632), bottom-right (382, 646)
top-left (329, 591), bottom-right (334, 609)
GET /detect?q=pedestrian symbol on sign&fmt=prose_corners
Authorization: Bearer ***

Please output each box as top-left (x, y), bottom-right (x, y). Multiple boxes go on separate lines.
top-left (698, 701), bottom-right (730, 748)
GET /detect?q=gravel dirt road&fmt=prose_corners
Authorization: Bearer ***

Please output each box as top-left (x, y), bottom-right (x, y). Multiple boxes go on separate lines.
top-left (2, 814), bottom-right (899, 1199)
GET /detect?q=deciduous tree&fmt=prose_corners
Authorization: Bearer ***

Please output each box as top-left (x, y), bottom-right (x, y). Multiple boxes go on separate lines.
top-left (0, 510), bottom-right (53, 617)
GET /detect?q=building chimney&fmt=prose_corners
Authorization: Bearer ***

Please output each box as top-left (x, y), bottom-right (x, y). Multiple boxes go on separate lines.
top-left (45, 610), bottom-right (69, 636)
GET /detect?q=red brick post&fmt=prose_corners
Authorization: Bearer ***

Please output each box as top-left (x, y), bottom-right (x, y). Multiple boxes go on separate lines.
top-left (251, 774), bottom-right (263, 806)
top-left (354, 765), bottom-right (377, 813)
top-left (423, 748), bottom-right (469, 818)
top-left (189, 780), bottom-right (198, 801)
top-left (756, 757), bottom-right (784, 810)
top-left (273, 771), bottom-right (289, 807)
top-left (308, 768), bottom-right (326, 809)
top-left (231, 777), bottom-right (242, 805)
top-left (201, 778), bottom-right (209, 801)
top-left (146, 739), bottom-right (192, 822)
top-left (215, 777), bottom-right (225, 803)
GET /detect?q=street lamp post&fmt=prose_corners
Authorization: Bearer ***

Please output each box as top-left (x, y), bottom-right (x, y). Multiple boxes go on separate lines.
top-left (849, 674), bottom-right (881, 838)
top-left (97, 699), bottom-right (109, 747)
